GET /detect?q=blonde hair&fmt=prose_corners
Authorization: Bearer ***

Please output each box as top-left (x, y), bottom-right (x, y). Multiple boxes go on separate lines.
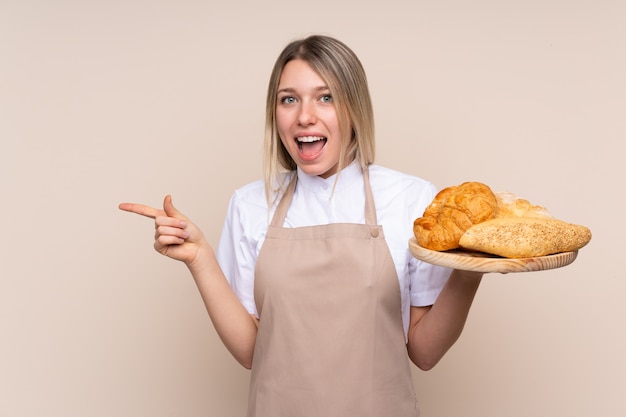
top-left (263, 35), bottom-right (375, 205)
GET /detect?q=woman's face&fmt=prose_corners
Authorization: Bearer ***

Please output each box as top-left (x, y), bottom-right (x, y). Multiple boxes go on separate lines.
top-left (275, 59), bottom-right (345, 178)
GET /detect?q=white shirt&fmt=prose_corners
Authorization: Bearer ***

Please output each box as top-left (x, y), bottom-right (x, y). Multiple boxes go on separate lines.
top-left (216, 163), bottom-right (451, 337)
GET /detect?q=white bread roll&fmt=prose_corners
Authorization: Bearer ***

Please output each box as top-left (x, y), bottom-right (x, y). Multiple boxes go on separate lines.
top-left (494, 191), bottom-right (553, 219)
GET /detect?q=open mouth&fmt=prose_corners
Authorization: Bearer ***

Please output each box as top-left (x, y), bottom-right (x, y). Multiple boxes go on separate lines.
top-left (296, 136), bottom-right (327, 157)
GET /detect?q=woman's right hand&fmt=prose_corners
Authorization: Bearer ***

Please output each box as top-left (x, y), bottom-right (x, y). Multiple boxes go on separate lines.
top-left (119, 195), bottom-right (208, 266)
top-left (120, 195), bottom-right (259, 368)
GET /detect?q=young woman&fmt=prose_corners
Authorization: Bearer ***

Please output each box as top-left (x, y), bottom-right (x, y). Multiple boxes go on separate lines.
top-left (120, 34), bottom-right (483, 417)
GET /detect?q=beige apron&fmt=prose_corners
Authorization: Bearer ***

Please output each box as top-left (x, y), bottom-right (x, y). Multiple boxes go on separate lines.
top-left (249, 168), bottom-right (419, 417)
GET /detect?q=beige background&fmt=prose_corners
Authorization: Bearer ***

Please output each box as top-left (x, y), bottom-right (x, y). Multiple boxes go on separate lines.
top-left (1, 1), bottom-right (624, 416)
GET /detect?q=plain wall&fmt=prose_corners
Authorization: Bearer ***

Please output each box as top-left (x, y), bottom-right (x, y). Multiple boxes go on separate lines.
top-left (1, 1), bottom-right (624, 416)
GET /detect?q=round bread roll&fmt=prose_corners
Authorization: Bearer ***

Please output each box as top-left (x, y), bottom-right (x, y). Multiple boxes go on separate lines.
top-left (413, 182), bottom-right (497, 251)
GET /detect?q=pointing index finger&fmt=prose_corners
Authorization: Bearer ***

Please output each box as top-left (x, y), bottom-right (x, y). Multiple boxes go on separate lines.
top-left (118, 202), bottom-right (164, 219)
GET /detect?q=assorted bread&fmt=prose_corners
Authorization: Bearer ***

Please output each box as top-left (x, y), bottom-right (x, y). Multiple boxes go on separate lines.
top-left (413, 182), bottom-right (591, 258)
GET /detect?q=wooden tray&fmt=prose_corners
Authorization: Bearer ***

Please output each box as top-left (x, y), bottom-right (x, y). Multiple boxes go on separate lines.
top-left (409, 238), bottom-right (578, 273)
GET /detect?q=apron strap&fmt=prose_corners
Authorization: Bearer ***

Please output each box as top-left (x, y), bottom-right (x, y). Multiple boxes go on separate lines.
top-left (362, 166), bottom-right (377, 226)
top-left (270, 166), bottom-right (377, 227)
top-left (270, 173), bottom-right (297, 227)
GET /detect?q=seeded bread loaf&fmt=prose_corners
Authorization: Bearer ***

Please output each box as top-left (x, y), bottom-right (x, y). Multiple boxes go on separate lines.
top-left (459, 217), bottom-right (592, 258)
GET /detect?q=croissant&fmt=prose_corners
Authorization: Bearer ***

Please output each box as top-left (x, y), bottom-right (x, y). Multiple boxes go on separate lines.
top-left (413, 182), bottom-right (497, 251)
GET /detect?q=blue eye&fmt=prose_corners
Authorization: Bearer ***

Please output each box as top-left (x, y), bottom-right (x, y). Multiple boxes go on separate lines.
top-left (320, 95), bottom-right (333, 103)
top-left (280, 96), bottom-right (296, 104)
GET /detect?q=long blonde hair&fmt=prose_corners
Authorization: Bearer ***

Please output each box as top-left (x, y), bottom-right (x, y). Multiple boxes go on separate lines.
top-left (263, 35), bottom-right (376, 206)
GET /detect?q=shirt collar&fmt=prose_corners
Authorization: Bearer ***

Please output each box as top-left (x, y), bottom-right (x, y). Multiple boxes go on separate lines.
top-left (296, 162), bottom-right (363, 194)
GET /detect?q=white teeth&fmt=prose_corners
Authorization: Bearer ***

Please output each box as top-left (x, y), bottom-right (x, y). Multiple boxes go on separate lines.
top-left (296, 136), bottom-right (325, 143)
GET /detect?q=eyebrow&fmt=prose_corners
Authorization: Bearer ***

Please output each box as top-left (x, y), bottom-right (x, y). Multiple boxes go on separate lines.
top-left (277, 85), bottom-right (330, 94)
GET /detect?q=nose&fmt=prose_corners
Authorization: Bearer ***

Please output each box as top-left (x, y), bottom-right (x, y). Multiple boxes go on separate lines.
top-left (297, 101), bottom-right (317, 126)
